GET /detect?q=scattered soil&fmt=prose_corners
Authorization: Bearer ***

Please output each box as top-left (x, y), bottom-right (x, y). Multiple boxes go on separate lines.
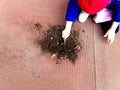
top-left (34, 21), bottom-right (42, 30)
top-left (37, 25), bottom-right (81, 64)
top-left (82, 30), bottom-right (85, 32)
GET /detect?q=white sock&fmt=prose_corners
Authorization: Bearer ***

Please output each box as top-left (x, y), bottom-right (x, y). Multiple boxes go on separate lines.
top-left (78, 11), bottom-right (89, 23)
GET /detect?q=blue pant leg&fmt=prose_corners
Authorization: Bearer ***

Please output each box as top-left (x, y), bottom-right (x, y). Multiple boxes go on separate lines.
top-left (65, 0), bottom-right (81, 22)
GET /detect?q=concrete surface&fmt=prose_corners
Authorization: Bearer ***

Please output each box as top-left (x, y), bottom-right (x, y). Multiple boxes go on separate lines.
top-left (0, 0), bottom-right (120, 90)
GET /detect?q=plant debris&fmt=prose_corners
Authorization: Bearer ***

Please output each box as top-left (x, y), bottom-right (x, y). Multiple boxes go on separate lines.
top-left (38, 25), bottom-right (81, 64)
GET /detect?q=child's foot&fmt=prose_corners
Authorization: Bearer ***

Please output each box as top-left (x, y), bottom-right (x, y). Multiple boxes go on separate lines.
top-left (78, 11), bottom-right (89, 23)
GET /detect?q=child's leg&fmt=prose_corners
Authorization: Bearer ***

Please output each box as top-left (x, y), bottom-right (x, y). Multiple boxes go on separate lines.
top-left (78, 11), bottom-right (89, 23)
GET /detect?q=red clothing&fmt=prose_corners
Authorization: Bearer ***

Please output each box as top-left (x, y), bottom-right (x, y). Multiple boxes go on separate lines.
top-left (77, 0), bottom-right (110, 14)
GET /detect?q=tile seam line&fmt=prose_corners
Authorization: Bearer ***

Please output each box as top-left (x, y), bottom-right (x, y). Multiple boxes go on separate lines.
top-left (93, 23), bottom-right (97, 90)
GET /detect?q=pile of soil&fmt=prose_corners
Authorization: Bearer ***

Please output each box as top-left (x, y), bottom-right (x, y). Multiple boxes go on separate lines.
top-left (39, 25), bottom-right (81, 64)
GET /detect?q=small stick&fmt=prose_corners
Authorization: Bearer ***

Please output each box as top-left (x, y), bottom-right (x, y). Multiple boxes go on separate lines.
top-left (70, 34), bottom-right (77, 43)
top-left (64, 38), bottom-right (66, 45)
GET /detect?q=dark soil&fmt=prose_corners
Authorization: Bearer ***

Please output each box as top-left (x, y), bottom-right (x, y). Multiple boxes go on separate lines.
top-left (34, 21), bottom-right (42, 30)
top-left (38, 25), bottom-right (81, 64)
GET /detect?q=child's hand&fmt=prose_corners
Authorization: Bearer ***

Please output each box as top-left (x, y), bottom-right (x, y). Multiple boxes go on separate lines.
top-left (62, 29), bottom-right (70, 39)
top-left (62, 21), bottom-right (73, 40)
top-left (104, 29), bottom-right (115, 44)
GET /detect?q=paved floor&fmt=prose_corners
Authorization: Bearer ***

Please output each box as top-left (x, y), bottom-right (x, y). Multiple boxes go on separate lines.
top-left (0, 0), bottom-right (120, 90)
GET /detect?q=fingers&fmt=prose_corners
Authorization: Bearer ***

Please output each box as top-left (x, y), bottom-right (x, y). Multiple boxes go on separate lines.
top-left (104, 31), bottom-right (115, 44)
top-left (62, 31), bottom-right (65, 39)
top-left (103, 32), bottom-right (110, 43)
top-left (108, 38), bottom-right (114, 44)
top-left (104, 32), bottom-right (108, 37)
top-left (109, 39), bottom-right (113, 44)
top-left (62, 32), bottom-right (65, 39)
top-left (62, 30), bottom-right (70, 40)
top-left (108, 35), bottom-right (114, 44)
top-left (107, 36), bottom-right (113, 44)
top-left (62, 32), bottom-right (68, 39)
